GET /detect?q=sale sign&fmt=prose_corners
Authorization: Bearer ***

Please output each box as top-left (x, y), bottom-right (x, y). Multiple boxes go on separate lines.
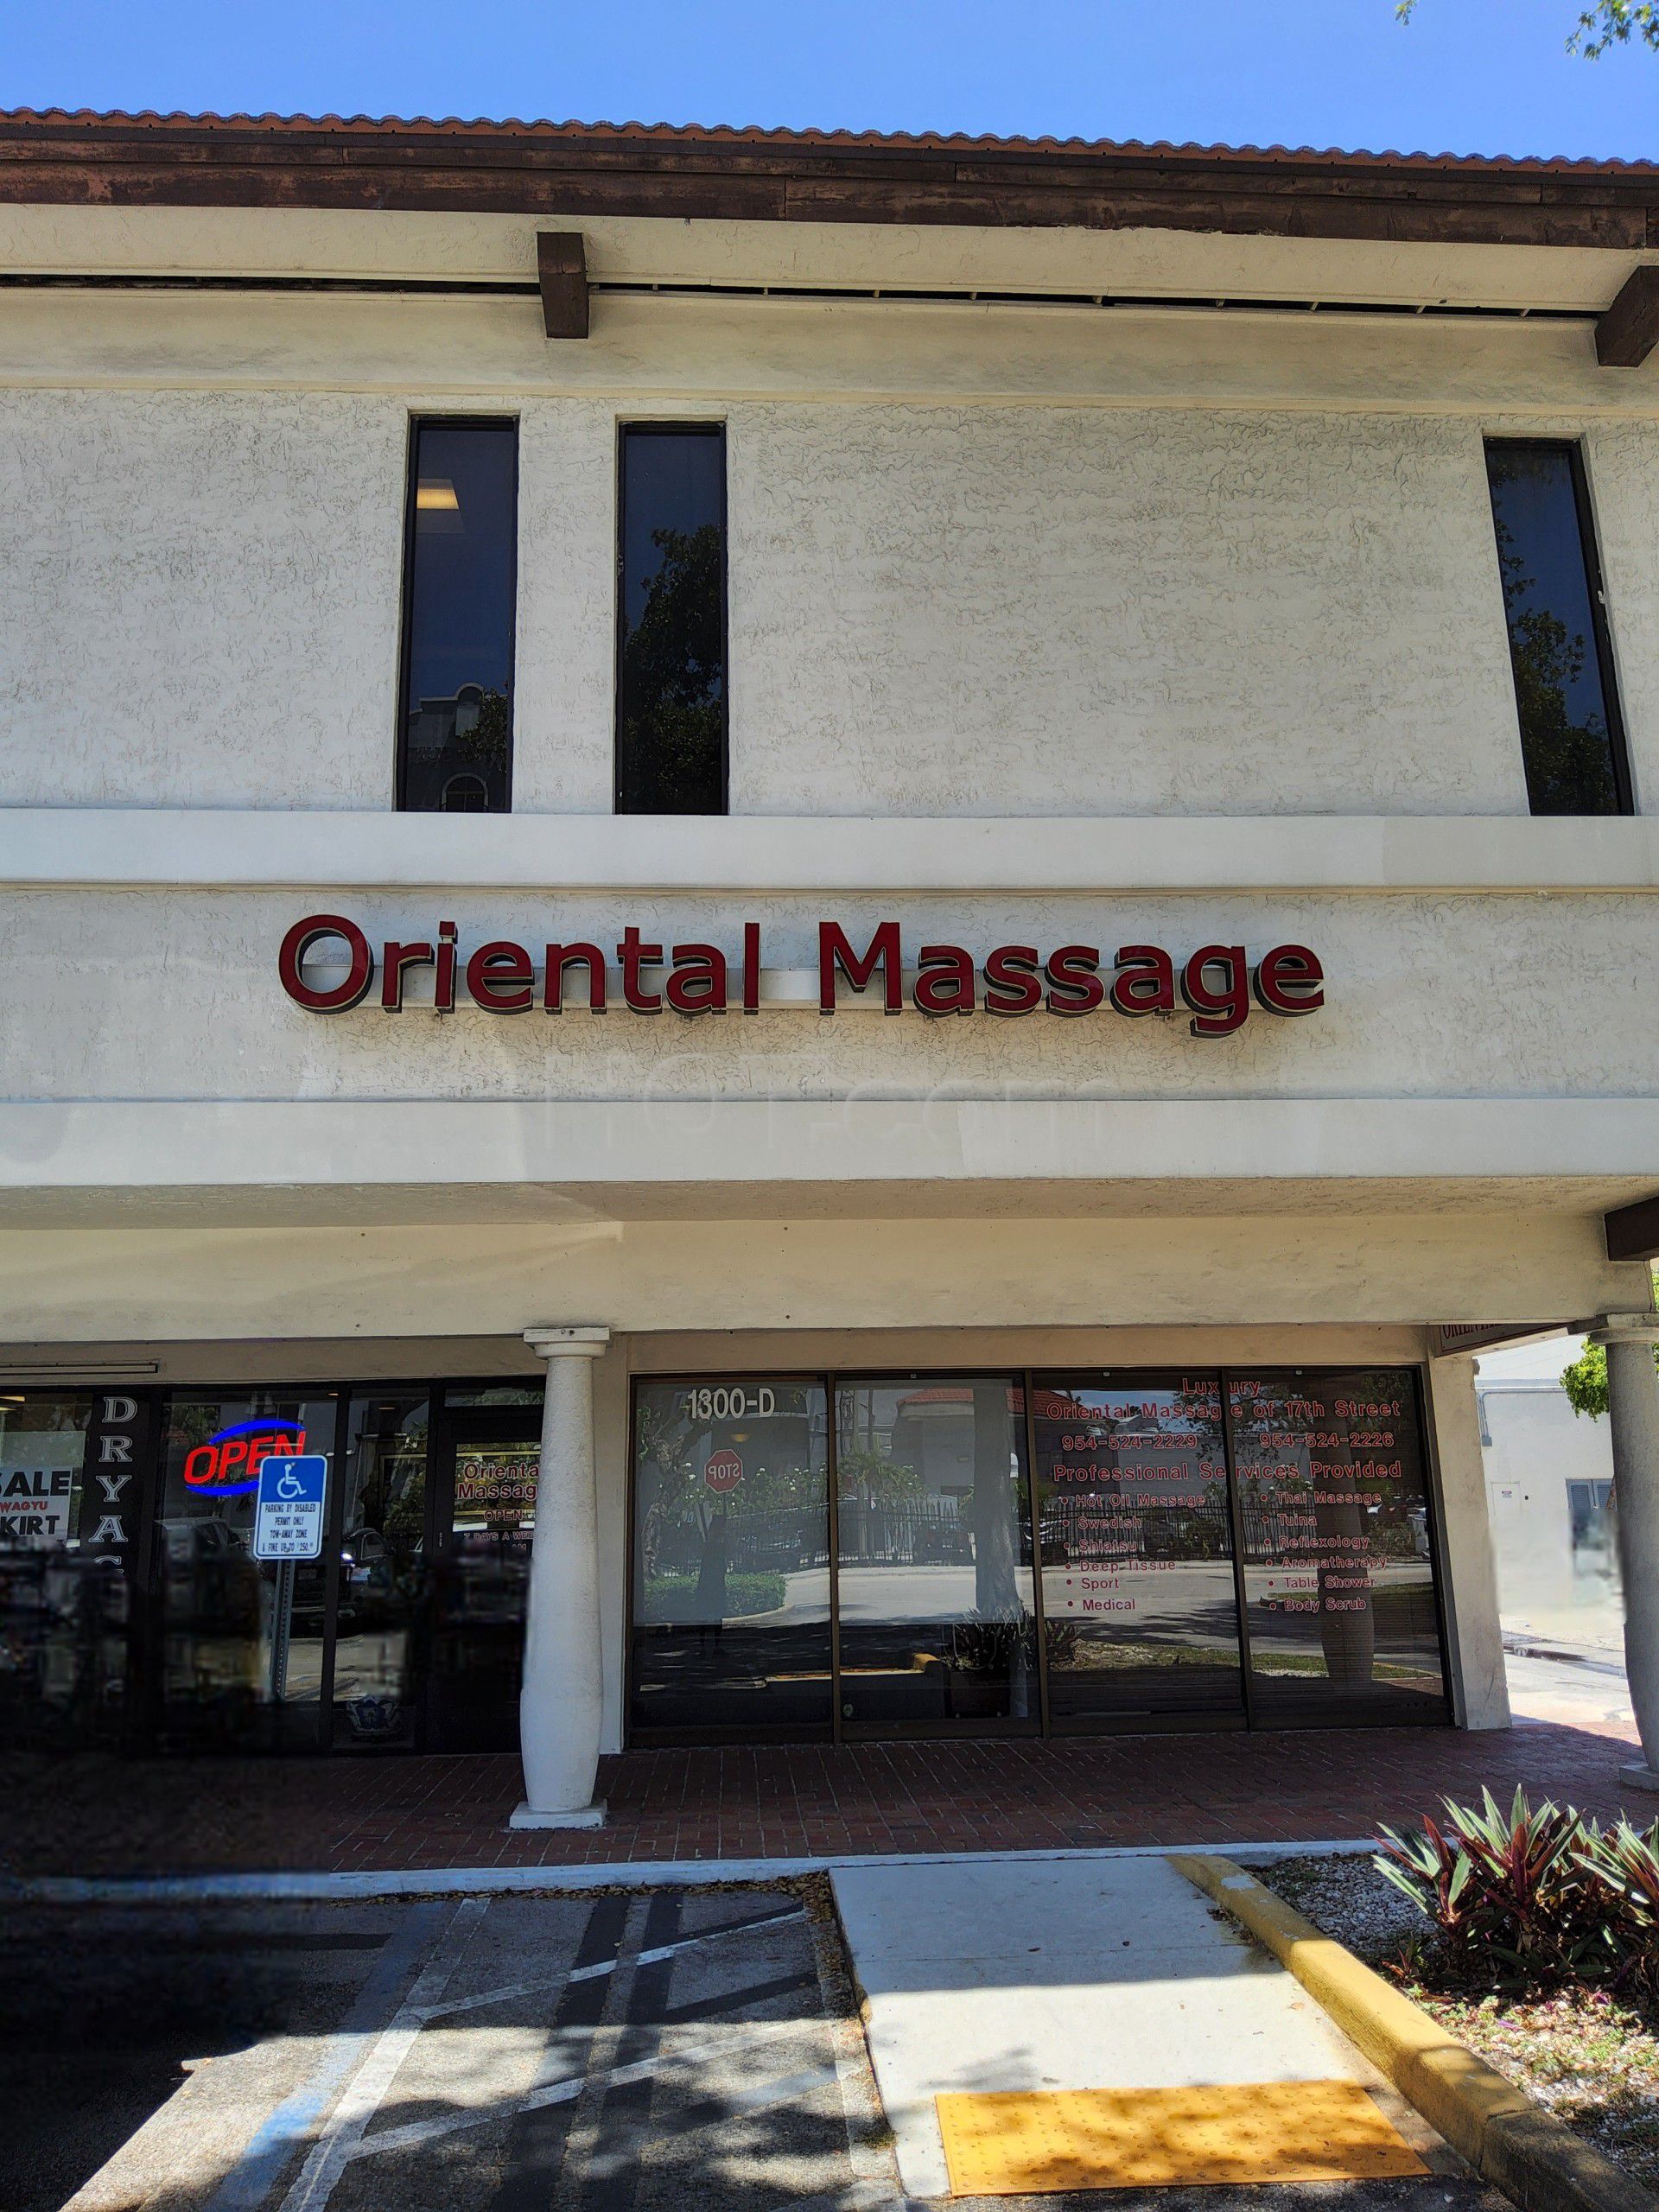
top-left (704, 1449), bottom-right (743, 1495)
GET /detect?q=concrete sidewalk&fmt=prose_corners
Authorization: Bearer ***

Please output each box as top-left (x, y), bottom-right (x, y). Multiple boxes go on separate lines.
top-left (830, 1855), bottom-right (1504, 2204)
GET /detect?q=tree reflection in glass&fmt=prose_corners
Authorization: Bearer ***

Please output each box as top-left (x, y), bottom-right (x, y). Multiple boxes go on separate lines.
top-left (835, 1379), bottom-right (1038, 1732)
top-left (629, 1379), bottom-right (830, 1735)
top-left (617, 427), bottom-right (726, 815)
top-left (1484, 442), bottom-right (1625, 816)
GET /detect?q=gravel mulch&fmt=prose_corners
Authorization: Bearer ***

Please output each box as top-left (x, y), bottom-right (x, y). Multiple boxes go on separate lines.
top-left (1254, 1850), bottom-right (1659, 2192)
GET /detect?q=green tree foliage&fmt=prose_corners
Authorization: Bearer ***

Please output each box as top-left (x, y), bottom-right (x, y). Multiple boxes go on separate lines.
top-left (1561, 1341), bottom-right (1611, 1419)
top-left (1398, 0), bottom-right (1659, 54)
top-left (1561, 1338), bottom-right (1659, 1418)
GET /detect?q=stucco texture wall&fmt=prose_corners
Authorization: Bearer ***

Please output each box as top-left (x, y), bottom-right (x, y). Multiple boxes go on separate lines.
top-left (0, 391), bottom-right (409, 807)
top-left (0, 1214), bottom-right (1625, 1339)
top-left (0, 390), bottom-right (1534, 817)
top-left (2, 886), bottom-right (1650, 1104)
top-left (728, 404), bottom-right (1528, 817)
top-left (1582, 419), bottom-right (1659, 816)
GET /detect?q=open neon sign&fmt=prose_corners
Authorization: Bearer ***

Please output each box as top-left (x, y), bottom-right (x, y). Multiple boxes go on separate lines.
top-left (182, 1417), bottom-right (308, 1497)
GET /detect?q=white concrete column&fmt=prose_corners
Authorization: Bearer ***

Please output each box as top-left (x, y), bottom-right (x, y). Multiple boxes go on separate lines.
top-left (1590, 1313), bottom-right (1659, 1792)
top-left (1427, 1354), bottom-right (1512, 1731)
top-left (510, 1324), bottom-right (611, 1830)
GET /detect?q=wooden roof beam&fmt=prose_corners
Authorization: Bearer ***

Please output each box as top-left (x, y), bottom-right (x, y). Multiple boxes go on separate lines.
top-left (1605, 1191), bottom-right (1659, 1262)
top-left (537, 231), bottom-right (588, 339)
top-left (1597, 265), bottom-right (1659, 367)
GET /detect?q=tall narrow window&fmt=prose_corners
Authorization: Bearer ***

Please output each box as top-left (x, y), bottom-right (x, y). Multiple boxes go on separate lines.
top-left (1484, 439), bottom-right (1631, 816)
top-left (616, 424), bottom-right (727, 813)
top-left (397, 419), bottom-right (518, 814)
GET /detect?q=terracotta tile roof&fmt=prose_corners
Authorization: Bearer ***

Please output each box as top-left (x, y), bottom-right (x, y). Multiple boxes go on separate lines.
top-left (0, 106), bottom-right (1653, 175)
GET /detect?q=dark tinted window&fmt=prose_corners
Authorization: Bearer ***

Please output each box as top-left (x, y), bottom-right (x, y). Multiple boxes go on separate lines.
top-left (1484, 441), bottom-right (1630, 816)
top-left (333, 1391), bottom-right (429, 1752)
top-left (397, 419), bottom-right (518, 814)
top-left (629, 1377), bottom-right (830, 1737)
top-left (156, 1390), bottom-right (339, 1750)
top-left (0, 1390), bottom-right (132, 1750)
top-left (616, 425), bottom-right (727, 813)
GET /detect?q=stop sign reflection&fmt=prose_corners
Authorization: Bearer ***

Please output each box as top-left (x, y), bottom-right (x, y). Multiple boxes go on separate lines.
top-left (703, 1448), bottom-right (743, 1494)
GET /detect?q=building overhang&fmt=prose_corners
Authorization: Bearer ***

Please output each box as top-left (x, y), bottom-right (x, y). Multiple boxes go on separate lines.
top-left (3, 111), bottom-right (1657, 252)
top-left (2, 112), bottom-right (1659, 345)
top-left (3, 1098), bottom-right (1657, 1229)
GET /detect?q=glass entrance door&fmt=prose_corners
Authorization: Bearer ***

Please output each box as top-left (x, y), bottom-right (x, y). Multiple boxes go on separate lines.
top-left (427, 1404), bottom-right (542, 1752)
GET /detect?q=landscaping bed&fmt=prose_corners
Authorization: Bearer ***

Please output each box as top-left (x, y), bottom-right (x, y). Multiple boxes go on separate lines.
top-left (636, 1570), bottom-right (788, 1621)
top-left (1256, 1847), bottom-right (1659, 2190)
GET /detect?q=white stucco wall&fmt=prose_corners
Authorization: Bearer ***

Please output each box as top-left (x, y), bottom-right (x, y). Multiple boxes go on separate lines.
top-left (728, 405), bottom-right (1524, 817)
top-left (0, 1212), bottom-right (1634, 1342)
top-left (1581, 419), bottom-right (1659, 816)
top-left (0, 391), bottom-right (409, 808)
top-left (0, 385), bottom-right (1552, 819)
top-left (2, 884), bottom-right (1653, 1104)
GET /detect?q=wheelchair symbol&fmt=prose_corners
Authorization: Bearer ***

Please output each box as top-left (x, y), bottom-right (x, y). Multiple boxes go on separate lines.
top-left (276, 1467), bottom-right (304, 1499)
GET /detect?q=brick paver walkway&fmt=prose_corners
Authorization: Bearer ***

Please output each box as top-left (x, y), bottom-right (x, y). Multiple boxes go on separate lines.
top-left (1, 1712), bottom-right (1643, 1882)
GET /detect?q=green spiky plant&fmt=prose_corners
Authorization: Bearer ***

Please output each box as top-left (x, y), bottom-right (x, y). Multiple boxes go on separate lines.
top-left (1576, 1821), bottom-right (1659, 1998)
top-left (1376, 1788), bottom-right (1618, 1986)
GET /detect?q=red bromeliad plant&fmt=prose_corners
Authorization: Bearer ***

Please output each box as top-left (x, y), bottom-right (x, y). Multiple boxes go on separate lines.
top-left (1376, 1788), bottom-right (1618, 1986)
top-left (1575, 1820), bottom-right (1659, 1998)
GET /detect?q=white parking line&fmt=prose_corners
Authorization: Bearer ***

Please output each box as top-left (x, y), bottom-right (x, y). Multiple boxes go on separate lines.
top-left (346, 2018), bottom-right (829, 2162)
top-left (276, 1896), bottom-right (488, 2212)
top-left (410, 1904), bottom-right (807, 2022)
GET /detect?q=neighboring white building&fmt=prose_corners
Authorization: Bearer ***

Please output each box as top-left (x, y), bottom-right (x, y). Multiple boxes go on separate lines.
top-left (1478, 1367), bottom-right (1620, 1643)
top-left (6, 111), bottom-right (1659, 1814)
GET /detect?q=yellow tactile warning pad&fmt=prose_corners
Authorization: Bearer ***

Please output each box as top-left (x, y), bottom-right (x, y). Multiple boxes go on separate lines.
top-left (936, 2081), bottom-right (1429, 2194)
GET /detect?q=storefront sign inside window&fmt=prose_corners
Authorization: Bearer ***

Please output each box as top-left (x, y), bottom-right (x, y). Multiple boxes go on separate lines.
top-left (454, 1448), bottom-right (539, 1529)
top-left (181, 1416), bottom-right (308, 1497)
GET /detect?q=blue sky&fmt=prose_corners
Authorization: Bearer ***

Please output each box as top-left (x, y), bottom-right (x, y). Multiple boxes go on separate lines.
top-left (1, 0), bottom-right (1656, 162)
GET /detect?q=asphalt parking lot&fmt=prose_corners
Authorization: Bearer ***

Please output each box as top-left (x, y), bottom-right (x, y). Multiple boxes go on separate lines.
top-left (3, 1882), bottom-right (1505, 2212)
top-left (4, 1883), bottom-right (898, 2212)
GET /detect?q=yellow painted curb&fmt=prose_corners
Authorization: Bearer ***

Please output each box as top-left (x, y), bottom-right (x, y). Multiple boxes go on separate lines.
top-left (1171, 1853), bottom-right (1656, 2212)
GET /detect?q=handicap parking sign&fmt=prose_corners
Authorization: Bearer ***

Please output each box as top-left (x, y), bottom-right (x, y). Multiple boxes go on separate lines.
top-left (252, 1455), bottom-right (328, 1560)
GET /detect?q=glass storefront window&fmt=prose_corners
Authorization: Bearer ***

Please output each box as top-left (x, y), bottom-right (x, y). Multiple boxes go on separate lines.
top-left (1031, 1375), bottom-right (1246, 1731)
top-left (835, 1378), bottom-right (1037, 1733)
top-left (331, 1392), bottom-right (429, 1751)
top-left (157, 1391), bottom-right (338, 1749)
top-left (440, 1382), bottom-right (544, 1408)
top-left (627, 1361), bottom-right (1448, 1748)
top-left (0, 1391), bottom-right (130, 1749)
top-left (3, 1359), bottom-right (1455, 1759)
top-left (630, 1378), bottom-right (831, 1736)
top-left (1230, 1370), bottom-right (1447, 1724)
